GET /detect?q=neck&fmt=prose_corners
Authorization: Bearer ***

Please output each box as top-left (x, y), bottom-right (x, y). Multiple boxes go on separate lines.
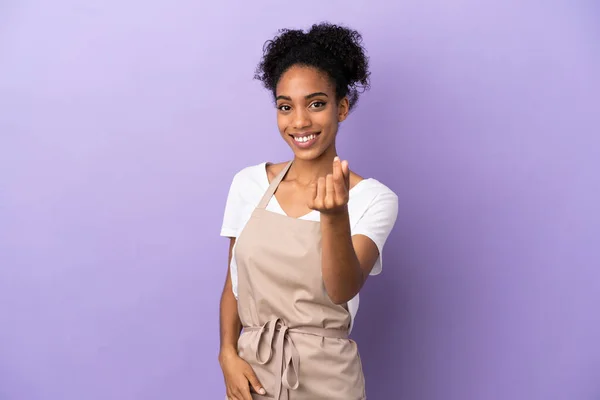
top-left (288, 148), bottom-right (337, 186)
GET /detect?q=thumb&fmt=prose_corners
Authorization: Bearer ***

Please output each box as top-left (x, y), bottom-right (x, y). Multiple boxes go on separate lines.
top-left (244, 369), bottom-right (266, 395)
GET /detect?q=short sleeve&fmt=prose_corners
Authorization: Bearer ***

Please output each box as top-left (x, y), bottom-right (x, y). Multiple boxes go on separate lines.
top-left (220, 172), bottom-right (247, 237)
top-left (352, 190), bottom-right (399, 275)
top-left (220, 164), bottom-right (267, 238)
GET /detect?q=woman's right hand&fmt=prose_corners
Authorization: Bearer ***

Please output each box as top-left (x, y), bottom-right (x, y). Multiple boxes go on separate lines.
top-left (220, 349), bottom-right (266, 400)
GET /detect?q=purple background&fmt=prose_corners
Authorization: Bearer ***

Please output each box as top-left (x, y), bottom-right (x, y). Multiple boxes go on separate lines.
top-left (1, 1), bottom-right (599, 399)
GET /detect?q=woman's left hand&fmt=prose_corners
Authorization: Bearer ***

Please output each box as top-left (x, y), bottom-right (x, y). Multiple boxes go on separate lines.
top-left (307, 156), bottom-right (350, 215)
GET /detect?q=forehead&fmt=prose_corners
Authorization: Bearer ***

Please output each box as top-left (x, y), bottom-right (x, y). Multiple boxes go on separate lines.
top-left (275, 66), bottom-right (334, 97)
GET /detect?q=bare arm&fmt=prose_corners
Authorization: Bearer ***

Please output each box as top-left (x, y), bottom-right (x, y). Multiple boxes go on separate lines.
top-left (307, 157), bottom-right (381, 305)
top-left (321, 210), bottom-right (379, 304)
top-left (218, 238), bottom-right (242, 362)
top-left (218, 237), bottom-right (266, 399)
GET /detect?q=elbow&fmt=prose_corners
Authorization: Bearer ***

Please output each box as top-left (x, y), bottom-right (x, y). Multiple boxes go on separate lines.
top-left (330, 295), bottom-right (353, 305)
top-left (328, 290), bottom-right (359, 305)
top-left (325, 281), bottom-right (362, 305)
top-left (323, 263), bottom-right (366, 305)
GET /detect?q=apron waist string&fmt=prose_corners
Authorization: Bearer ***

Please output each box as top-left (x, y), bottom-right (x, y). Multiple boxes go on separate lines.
top-left (243, 318), bottom-right (348, 400)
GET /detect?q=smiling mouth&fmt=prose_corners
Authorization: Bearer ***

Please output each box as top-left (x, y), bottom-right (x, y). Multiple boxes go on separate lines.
top-left (290, 132), bottom-right (320, 143)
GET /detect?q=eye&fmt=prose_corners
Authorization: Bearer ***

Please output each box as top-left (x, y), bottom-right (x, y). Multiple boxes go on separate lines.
top-left (310, 101), bottom-right (326, 109)
top-left (277, 104), bottom-right (291, 112)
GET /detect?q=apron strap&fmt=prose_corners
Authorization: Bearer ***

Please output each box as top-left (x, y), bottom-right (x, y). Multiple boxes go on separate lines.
top-left (257, 160), bottom-right (293, 210)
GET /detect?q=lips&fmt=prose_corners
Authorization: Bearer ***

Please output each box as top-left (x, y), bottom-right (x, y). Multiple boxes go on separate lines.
top-left (289, 132), bottom-right (321, 149)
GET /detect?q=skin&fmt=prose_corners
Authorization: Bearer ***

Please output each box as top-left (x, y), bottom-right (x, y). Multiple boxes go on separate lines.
top-left (219, 65), bottom-right (380, 400)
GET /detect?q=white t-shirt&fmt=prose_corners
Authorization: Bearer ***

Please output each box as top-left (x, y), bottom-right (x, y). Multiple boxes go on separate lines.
top-left (220, 162), bottom-right (398, 331)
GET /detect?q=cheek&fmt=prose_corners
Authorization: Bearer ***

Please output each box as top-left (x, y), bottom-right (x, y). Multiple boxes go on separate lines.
top-left (319, 109), bottom-right (339, 130)
top-left (276, 114), bottom-right (287, 135)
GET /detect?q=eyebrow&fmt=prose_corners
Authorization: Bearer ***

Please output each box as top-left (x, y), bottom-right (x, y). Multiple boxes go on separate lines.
top-left (276, 92), bottom-right (329, 101)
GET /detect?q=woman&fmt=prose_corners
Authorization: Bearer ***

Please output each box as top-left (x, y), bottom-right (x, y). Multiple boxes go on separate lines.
top-left (218, 22), bottom-right (398, 400)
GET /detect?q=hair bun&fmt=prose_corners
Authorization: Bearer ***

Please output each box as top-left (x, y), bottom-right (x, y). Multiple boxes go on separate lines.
top-left (307, 23), bottom-right (370, 91)
top-left (255, 22), bottom-right (371, 111)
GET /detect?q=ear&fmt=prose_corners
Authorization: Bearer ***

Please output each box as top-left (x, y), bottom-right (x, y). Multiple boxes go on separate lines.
top-left (337, 97), bottom-right (350, 122)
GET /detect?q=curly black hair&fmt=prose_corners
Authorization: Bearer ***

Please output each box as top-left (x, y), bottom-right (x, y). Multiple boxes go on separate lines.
top-left (254, 22), bottom-right (371, 111)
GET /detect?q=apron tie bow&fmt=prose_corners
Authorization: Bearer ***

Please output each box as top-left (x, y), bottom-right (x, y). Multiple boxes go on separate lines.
top-left (246, 318), bottom-right (347, 400)
top-left (248, 318), bottom-right (299, 400)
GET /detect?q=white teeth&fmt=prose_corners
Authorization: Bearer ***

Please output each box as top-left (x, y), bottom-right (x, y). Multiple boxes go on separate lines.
top-left (294, 134), bottom-right (316, 143)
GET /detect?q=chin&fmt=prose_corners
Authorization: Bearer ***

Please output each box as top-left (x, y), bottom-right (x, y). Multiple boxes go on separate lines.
top-left (285, 137), bottom-right (334, 161)
top-left (293, 151), bottom-right (322, 161)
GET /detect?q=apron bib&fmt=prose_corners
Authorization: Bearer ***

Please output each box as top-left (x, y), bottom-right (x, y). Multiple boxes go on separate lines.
top-left (234, 161), bottom-right (367, 400)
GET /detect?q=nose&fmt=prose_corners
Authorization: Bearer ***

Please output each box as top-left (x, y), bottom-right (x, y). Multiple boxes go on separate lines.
top-left (292, 108), bottom-right (311, 130)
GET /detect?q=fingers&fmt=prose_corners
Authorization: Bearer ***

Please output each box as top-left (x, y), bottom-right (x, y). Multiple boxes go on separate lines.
top-left (317, 176), bottom-right (326, 202)
top-left (241, 387), bottom-right (252, 400)
top-left (309, 176), bottom-right (326, 210)
top-left (341, 159), bottom-right (349, 177)
top-left (306, 157), bottom-right (351, 212)
top-left (341, 158), bottom-right (350, 188)
top-left (325, 174), bottom-right (335, 208)
top-left (225, 386), bottom-right (242, 400)
top-left (245, 369), bottom-right (266, 396)
top-left (225, 370), bottom-right (260, 400)
top-left (227, 384), bottom-right (251, 400)
top-left (225, 390), bottom-right (240, 400)
top-left (222, 355), bottom-right (259, 400)
top-left (333, 156), bottom-right (343, 181)
top-left (334, 156), bottom-right (350, 188)
top-left (332, 157), bottom-right (347, 203)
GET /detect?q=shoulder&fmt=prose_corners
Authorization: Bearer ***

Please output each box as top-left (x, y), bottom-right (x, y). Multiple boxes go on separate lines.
top-left (350, 178), bottom-right (398, 209)
top-left (221, 162), bottom-right (270, 236)
top-left (230, 162), bottom-right (268, 185)
top-left (227, 162), bottom-right (269, 194)
top-left (349, 178), bottom-right (398, 248)
top-left (348, 178), bottom-right (398, 234)
top-left (225, 162), bottom-right (271, 205)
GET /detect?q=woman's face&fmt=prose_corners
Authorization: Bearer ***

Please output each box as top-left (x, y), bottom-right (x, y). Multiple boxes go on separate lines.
top-left (275, 66), bottom-right (349, 161)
